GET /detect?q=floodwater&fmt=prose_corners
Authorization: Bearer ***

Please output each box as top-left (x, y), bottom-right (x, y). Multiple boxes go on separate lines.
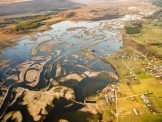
top-left (0, 20), bottom-right (123, 99)
top-left (0, 20), bottom-right (124, 103)
top-left (0, 13), bottom-right (143, 98)
top-left (0, 15), bottom-right (143, 120)
top-left (1, 21), bottom-right (122, 62)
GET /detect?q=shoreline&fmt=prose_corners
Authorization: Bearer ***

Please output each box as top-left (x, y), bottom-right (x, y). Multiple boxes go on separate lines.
top-left (0, 15), bottom-right (66, 51)
top-left (0, 0), bottom-right (159, 51)
top-left (0, 1), bottom-right (162, 121)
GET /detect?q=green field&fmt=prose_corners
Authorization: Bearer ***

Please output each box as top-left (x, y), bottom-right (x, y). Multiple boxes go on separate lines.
top-left (124, 20), bottom-right (162, 58)
top-left (119, 114), bottom-right (162, 122)
top-left (107, 19), bottom-right (162, 121)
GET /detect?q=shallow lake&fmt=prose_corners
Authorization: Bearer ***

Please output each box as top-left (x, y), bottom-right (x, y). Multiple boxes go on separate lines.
top-left (0, 21), bottom-right (123, 105)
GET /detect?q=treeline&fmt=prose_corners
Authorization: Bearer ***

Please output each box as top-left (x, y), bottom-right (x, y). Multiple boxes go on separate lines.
top-left (124, 21), bottom-right (142, 34)
top-left (15, 15), bottom-right (51, 31)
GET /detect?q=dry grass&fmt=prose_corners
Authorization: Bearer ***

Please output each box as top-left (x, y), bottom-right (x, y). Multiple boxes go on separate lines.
top-left (118, 96), bottom-right (149, 117)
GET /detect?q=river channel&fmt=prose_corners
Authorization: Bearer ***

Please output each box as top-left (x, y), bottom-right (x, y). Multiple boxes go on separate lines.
top-left (0, 16), bottom-right (139, 120)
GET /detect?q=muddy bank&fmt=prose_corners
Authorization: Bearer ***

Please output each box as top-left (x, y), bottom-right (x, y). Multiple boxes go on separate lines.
top-left (0, 19), bottom-right (122, 121)
top-left (0, 1), bottom-right (161, 121)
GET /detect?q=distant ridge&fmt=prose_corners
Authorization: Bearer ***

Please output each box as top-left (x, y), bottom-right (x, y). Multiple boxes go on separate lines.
top-left (0, 0), bottom-right (83, 16)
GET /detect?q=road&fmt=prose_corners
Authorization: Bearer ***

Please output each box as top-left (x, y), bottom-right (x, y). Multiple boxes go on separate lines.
top-left (122, 59), bottom-right (151, 92)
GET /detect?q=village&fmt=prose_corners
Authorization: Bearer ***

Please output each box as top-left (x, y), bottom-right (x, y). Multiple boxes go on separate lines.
top-left (106, 48), bottom-right (162, 122)
top-left (0, 0), bottom-right (162, 122)
top-left (80, 45), bottom-right (162, 122)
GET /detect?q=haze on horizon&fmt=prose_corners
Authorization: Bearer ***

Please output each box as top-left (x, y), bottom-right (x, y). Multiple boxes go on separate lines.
top-left (0, 0), bottom-right (130, 5)
top-left (0, 0), bottom-right (131, 16)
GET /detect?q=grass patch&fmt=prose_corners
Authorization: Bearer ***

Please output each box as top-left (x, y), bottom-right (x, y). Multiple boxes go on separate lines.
top-left (148, 94), bottom-right (162, 112)
top-left (97, 97), bottom-right (116, 122)
top-left (15, 21), bottom-right (42, 31)
top-left (118, 97), bottom-right (148, 117)
top-left (15, 15), bottom-right (51, 31)
top-left (125, 26), bottom-right (141, 34)
top-left (124, 21), bottom-right (142, 34)
top-left (119, 114), bottom-right (162, 122)
top-left (130, 83), bottom-right (148, 94)
top-left (142, 78), bottom-right (162, 97)
top-left (118, 82), bottom-right (134, 97)
top-left (119, 80), bottom-right (148, 97)
top-left (132, 68), bottom-right (152, 79)
top-left (124, 20), bottom-right (162, 58)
